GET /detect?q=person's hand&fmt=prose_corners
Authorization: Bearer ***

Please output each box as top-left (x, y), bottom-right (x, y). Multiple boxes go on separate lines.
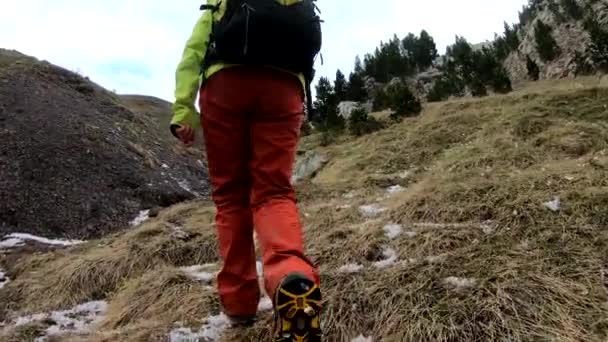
top-left (175, 124), bottom-right (195, 147)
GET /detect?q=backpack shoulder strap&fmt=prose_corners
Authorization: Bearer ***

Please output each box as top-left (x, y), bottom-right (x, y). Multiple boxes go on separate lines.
top-left (200, 1), bottom-right (221, 11)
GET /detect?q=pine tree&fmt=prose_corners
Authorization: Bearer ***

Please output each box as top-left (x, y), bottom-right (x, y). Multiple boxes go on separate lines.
top-left (314, 77), bottom-right (338, 128)
top-left (334, 69), bottom-right (347, 103)
top-left (584, 17), bottom-right (608, 72)
top-left (504, 22), bottom-right (521, 52)
top-left (414, 30), bottom-right (439, 70)
top-left (534, 20), bottom-right (560, 62)
top-left (346, 56), bottom-right (367, 102)
top-left (386, 80), bottom-right (422, 119)
top-left (560, 0), bottom-right (583, 20)
top-left (526, 55), bottom-right (540, 80)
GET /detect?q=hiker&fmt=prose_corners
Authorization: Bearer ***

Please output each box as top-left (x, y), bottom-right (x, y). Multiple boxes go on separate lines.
top-left (169, 0), bottom-right (323, 340)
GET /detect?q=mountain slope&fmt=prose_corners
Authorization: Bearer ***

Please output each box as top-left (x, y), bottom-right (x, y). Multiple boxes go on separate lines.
top-left (0, 49), bottom-right (209, 239)
top-left (1, 76), bottom-right (607, 341)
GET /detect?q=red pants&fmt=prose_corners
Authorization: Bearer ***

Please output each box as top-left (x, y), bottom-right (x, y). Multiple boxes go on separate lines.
top-left (200, 66), bottom-right (320, 316)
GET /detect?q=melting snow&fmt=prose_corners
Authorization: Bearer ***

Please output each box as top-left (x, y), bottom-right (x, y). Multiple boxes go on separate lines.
top-left (425, 255), bottom-right (445, 264)
top-left (170, 225), bottom-right (190, 240)
top-left (383, 224), bottom-right (403, 239)
top-left (130, 210), bottom-right (150, 226)
top-left (544, 197), bottom-right (561, 212)
top-left (443, 277), bottom-right (477, 289)
top-left (0, 269), bottom-right (9, 289)
top-left (180, 265), bottom-right (217, 283)
top-left (338, 263), bottom-right (364, 274)
top-left (386, 185), bottom-right (405, 194)
top-left (403, 231), bottom-right (418, 238)
top-left (0, 233), bottom-right (84, 248)
top-left (257, 296), bottom-right (273, 312)
top-left (12, 301), bottom-right (107, 339)
top-left (358, 204), bottom-right (387, 218)
top-left (0, 238), bottom-right (25, 249)
top-left (162, 163), bottom-right (170, 169)
top-left (372, 247), bottom-right (398, 269)
top-left (352, 335), bottom-right (373, 342)
top-left (169, 313), bottom-right (230, 342)
top-left (399, 170), bottom-right (412, 179)
top-left (343, 191), bottom-right (355, 199)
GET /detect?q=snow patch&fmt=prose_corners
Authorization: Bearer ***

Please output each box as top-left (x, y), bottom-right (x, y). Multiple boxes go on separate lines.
top-left (170, 225), bottom-right (190, 240)
top-left (386, 185), bottom-right (405, 194)
top-left (256, 261), bottom-right (264, 275)
top-left (162, 163), bottom-right (170, 169)
top-left (1, 233), bottom-right (84, 248)
top-left (383, 224), bottom-right (403, 239)
top-left (372, 247), bottom-right (398, 269)
top-left (443, 277), bottom-right (477, 289)
top-left (257, 296), bottom-right (273, 312)
top-left (130, 210), bottom-right (150, 226)
top-left (343, 191), bottom-right (355, 199)
top-left (358, 204), bottom-right (387, 218)
top-left (403, 231), bottom-right (418, 238)
top-left (12, 301), bottom-right (107, 339)
top-left (169, 313), bottom-right (230, 342)
top-left (338, 263), bottom-right (364, 274)
top-left (352, 335), bottom-right (373, 342)
top-left (0, 269), bottom-right (9, 289)
top-left (544, 197), bottom-right (561, 212)
top-left (399, 170), bottom-right (412, 179)
top-left (425, 255), bottom-right (445, 264)
top-left (0, 238), bottom-right (25, 249)
top-left (178, 179), bottom-right (198, 196)
top-left (480, 221), bottom-right (496, 234)
top-left (180, 265), bottom-right (217, 283)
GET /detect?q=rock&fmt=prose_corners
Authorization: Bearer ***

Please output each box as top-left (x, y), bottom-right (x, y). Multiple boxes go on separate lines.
top-left (0, 49), bottom-right (209, 240)
top-left (337, 101), bottom-right (360, 119)
top-left (291, 151), bottom-right (328, 184)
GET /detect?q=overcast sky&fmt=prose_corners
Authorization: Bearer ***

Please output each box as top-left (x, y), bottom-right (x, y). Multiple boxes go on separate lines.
top-left (1, 0), bottom-right (527, 103)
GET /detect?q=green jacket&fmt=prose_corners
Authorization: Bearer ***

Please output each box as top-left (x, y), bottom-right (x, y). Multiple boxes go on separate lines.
top-left (170, 0), bottom-right (306, 135)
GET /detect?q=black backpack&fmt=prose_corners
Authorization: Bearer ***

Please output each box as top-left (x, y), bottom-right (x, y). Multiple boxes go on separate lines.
top-left (200, 0), bottom-right (323, 113)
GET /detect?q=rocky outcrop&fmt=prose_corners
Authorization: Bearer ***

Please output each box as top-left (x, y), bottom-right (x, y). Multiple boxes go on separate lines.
top-left (0, 49), bottom-right (209, 239)
top-left (504, 0), bottom-right (608, 84)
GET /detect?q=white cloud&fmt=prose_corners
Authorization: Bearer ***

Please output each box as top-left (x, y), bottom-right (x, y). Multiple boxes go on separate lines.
top-left (0, 0), bottom-right (527, 102)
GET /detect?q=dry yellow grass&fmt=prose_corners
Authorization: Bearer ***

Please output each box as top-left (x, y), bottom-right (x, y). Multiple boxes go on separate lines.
top-left (1, 77), bottom-right (608, 341)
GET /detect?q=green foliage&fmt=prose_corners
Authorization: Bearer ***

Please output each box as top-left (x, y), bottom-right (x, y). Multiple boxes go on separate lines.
top-left (348, 107), bottom-right (384, 136)
top-left (584, 17), bottom-right (608, 72)
top-left (526, 55), bottom-right (540, 80)
top-left (314, 77), bottom-right (343, 130)
top-left (427, 73), bottom-right (464, 102)
top-left (428, 36), bottom-right (512, 102)
top-left (490, 67), bottom-right (513, 94)
top-left (518, 0), bottom-right (543, 26)
top-left (547, 0), bottom-right (567, 23)
top-left (385, 80), bottom-right (422, 120)
top-left (334, 69), bottom-right (347, 103)
top-left (534, 20), bottom-right (560, 62)
top-left (573, 50), bottom-right (593, 75)
top-left (503, 22), bottom-right (521, 52)
top-left (362, 30), bottom-right (438, 82)
top-left (373, 87), bottom-right (390, 111)
top-left (346, 56), bottom-right (367, 102)
top-left (560, 0), bottom-right (584, 20)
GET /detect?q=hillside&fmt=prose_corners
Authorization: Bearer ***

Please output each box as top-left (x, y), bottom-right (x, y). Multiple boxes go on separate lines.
top-left (1, 76), bottom-right (607, 341)
top-left (0, 49), bottom-right (209, 239)
top-left (505, 0), bottom-right (608, 83)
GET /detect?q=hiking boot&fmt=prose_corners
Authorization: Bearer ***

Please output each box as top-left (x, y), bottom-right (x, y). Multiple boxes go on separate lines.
top-left (274, 273), bottom-right (322, 342)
